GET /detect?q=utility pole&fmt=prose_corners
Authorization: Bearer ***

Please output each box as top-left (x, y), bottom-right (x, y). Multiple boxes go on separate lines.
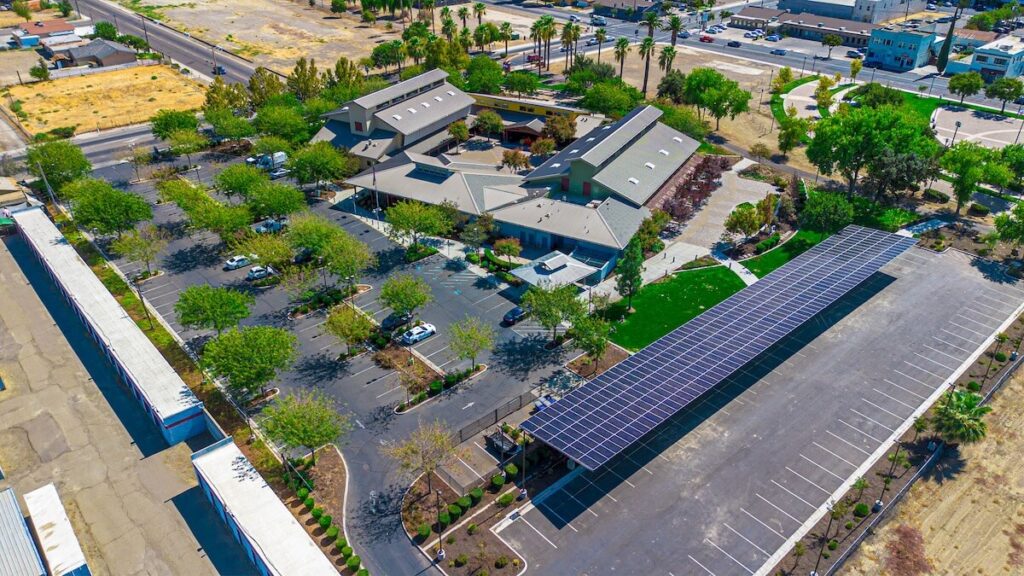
top-left (36, 161), bottom-right (59, 209)
top-left (133, 278), bottom-right (154, 329)
top-left (140, 14), bottom-right (151, 48)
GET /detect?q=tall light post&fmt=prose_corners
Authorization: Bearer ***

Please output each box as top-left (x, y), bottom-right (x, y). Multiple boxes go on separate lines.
top-left (949, 120), bottom-right (962, 147)
top-left (1015, 114), bottom-right (1024, 145)
top-left (140, 14), bottom-right (151, 49)
top-left (810, 498), bottom-right (835, 576)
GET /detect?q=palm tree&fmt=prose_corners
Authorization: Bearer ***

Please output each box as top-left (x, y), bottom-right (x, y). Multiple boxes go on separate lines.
top-left (442, 16), bottom-right (456, 42)
top-left (459, 26), bottom-right (471, 52)
top-left (986, 331), bottom-right (1010, 380)
top-left (439, 5), bottom-right (450, 21)
top-left (541, 15), bottom-right (556, 71)
top-left (406, 36), bottom-right (424, 66)
top-left (932, 390), bottom-right (992, 445)
top-left (458, 5), bottom-right (470, 28)
top-left (595, 27), bottom-right (607, 64)
top-left (664, 14), bottom-right (683, 46)
top-left (561, 22), bottom-right (575, 69)
top-left (642, 11), bottom-right (661, 37)
top-left (614, 36), bottom-right (630, 78)
top-left (473, 1), bottom-right (486, 26)
top-left (658, 45), bottom-right (676, 74)
top-left (422, 0), bottom-right (435, 33)
top-left (852, 477), bottom-right (869, 501)
top-left (499, 21), bottom-right (513, 56)
top-left (639, 36), bottom-right (655, 97)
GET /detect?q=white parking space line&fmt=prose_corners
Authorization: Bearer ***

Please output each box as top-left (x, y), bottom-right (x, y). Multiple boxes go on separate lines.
top-left (771, 479), bottom-right (818, 509)
top-left (578, 475), bottom-right (618, 503)
top-left (458, 458), bottom-right (484, 481)
top-left (893, 369), bottom-right (933, 388)
top-left (811, 442), bottom-right (857, 468)
top-left (981, 288), bottom-right (1022, 305)
top-left (933, 335), bottom-right (974, 354)
top-left (724, 523), bottom-right (771, 557)
top-left (913, 351), bottom-right (957, 371)
top-left (964, 307), bottom-right (1005, 322)
top-left (838, 419), bottom-right (885, 443)
top-left (784, 467), bottom-right (832, 496)
top-left (153, 300), bottom-right (178, 311)
top-left (825, 430), bottom-right (871, 456)
top-left (903, 361), bottom-right (946, 381)
top-left (972, 297), bottom-right (1012, 313)
top-left (375, 385), bottom-right (402, 399)
top-left (519, 516), bottom-right (558, 548)
top-left (741, 508), bottom-right (786, 539)
top-left (955, 313), bottom-right (994, 329)
top-left (798, 454), bottom-right (844, 482)
top-left (319, 343), bottom-right (335, 351)
top-left (861, 397), bottom-right (906, 420)
top-left (425, 345), bottom-right (450, 358)
top-left (299, 320), bottom-right (326, 333)
top-left (849, 408), bottom-right (895, 433)
top-left (144, 287), bottom-right (180, 300)
top-left (755, 493), bottom-right (803, 524)
top-left (947, 321), bottom-right (990, 338)
top-left (563, 490), bottom-right (599, 518)
top-left (141, 281), bottom-right (172, 292)
top-left (923, 343), bottom-right (966, 363)
top-left (704, 538), bottom-right (754, 575)
top-left (941, 327), bottom-right (981, 343)
top-left (873, 387), bottom-right (920, 410)
top-left (597, 466), bottom-right (636, 488)
top-left (688, 555), bottom-right (718, 576)
top-left (473, 292), bottom-right (501, 305)
top-left (352, 364), bottom-right (383, 378)
top-left (534, 501), bottom-right (579, 533)
top-left (486, 300), bottom-right (511, 313)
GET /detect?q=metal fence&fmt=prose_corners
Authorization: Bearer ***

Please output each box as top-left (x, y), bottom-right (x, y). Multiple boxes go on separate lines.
top-left (51, 59), bottom-right (158, 80)
top-left (455, 389), bottom-right (540, 444)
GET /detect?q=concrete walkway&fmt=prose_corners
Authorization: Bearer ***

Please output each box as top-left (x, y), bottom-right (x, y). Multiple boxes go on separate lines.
top-left (784, 79), bottom-right (822, 120)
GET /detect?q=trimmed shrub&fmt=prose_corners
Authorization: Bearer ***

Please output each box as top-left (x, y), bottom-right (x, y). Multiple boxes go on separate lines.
top-left (417, 523), bottom-right (431, 539)
top-left (326, 526), bottom-right (339, 539)
top-left (504, 463), bottom-right (519, 477)
top-left (967, 380), bottom-right (982, 392)
top-left (319, 514), bottom-right (332, 529)
top-left (357, 570), bottom-right (369, 576)
top-left (994, 351), bottom-right (1008, 362)
top-left (341, 546), bottom-right (353, 558)
top-left (497, 492), bottom-right (515, 507)
top-left (466, 252), bottom-right (481, 264)
top-left (853, 503), bottom-right (870, 518)
top-left (969, 203), bottom-right (991, 216)
top-left (492, 474), bottom-right (506, 489)
top-left (923, 188), bottom-right (950, 203)
top-left (347, 555), bottom-right (362, 570)
top-left (828, 539), bottom-right (838, 550)
top-left (303, 496), bottom-right (314, 509)
top-left (754, 233), bottom-right (781, 254)
top-left (457, 496), bottom-right (472, 509)
top-left (455, 553), bottom-right (469, 567)
top-left (467, 523), bottom-right (478, 535)
top-left (336, 537), bottom-right (347, 548)
top-left (429, 380), bottom-right (443, 395)
top-left (470, 487), bottom-right (484, 504)
top-left (845, 520), bottom-right (854, 530)
top-left (311, 507), bottom-right (324, 520)
top-left (479, 571), bottom-right (489, 576)
top-left (448, 503), bottom-right (463, 521)
top-left (296, 487), bottom-right (309, 500)
top-left (446, 534), bottom-right (456, 544)
top-left (438, 511), bottom-right (451, 527)
top-left (495, 555), bottom-right (510, 568)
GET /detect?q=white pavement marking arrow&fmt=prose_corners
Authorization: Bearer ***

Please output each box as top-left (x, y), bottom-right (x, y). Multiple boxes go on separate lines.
top-left (462, 402), bottom-right (475, 410)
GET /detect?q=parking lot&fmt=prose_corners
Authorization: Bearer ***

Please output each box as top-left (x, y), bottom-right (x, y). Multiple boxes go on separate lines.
top-left (496, 248), bottom-right (1024, 575)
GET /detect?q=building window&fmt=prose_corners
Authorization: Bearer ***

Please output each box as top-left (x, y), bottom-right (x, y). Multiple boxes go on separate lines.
top-left (977, 55), bottom-right (988, 62)
top-left (560, 177), bottom-right (569, 191)
top-left (583, 181), bottom-right (591, 196)
top-left (355, 121), bottom-right (363, 131)
top-left (996, 58), bottom-right (1008, 65)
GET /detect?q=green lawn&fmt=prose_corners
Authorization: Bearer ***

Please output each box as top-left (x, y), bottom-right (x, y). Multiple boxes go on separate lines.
top-left (885, 91), bottom-right (1024, 125)
top-left (740, 229), bottom-right (829, 278)
top-left (604, 266), bottom-right (747, 351)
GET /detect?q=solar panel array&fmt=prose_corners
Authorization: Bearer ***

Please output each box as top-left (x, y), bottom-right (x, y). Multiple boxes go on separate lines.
top-left (521, 225), bottom-right (918, 471)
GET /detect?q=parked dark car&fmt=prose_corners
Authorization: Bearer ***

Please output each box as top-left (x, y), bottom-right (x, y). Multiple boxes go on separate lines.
top-left (503, 306), bottom-right (528, 325)
top-left (382, 312), bottom-right (413, 332)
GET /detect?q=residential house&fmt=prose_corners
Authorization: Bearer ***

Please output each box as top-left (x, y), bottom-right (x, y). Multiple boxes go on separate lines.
top-left (945, 35), bottom-right (1024, 80)
top-left (952, 28), bottom-right (998, 51)
top-left (728, 7), bottom-right (787, 30)
top-left (866, 27), bottom-right (937, 71)
top-left (67, 39), bottom-right (137, 67)
top-left (312, 69), bottom-right (474, 167)
top-left (12, 19), bottom-right (74, 47)
top-left (777, 13), bottom-right (878, 47)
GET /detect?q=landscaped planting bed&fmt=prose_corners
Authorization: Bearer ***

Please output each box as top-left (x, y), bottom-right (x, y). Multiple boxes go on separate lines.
top-left (567, 342), bottom-right (631, 379)
top-left (740, 229), bottom-right (827, 278)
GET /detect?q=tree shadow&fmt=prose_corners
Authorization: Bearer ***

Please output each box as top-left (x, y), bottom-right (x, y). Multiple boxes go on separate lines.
top-left (249, 306), bottom-right (292, 329)
top-left (970, 256), bottom-right (1022, 285)
top-left (490, 334), bottom-right (567, 379)
top-left (351, 482), bottom-right (407, 545)
top-left (163, 243), bottom-right (224, 274)
top-left (292, 352), bottom-right (350, 387)
top-left (920, 444), bottom-right (967, 485)
top-left (362, 404), bottom-right (398, 437)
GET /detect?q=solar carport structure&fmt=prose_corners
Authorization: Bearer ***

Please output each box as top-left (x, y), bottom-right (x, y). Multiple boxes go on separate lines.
top-left (521, 225), bottom-right (918, 471)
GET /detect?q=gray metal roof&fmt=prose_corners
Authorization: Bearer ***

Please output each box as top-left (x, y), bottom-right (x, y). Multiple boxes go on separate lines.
top-left (310, 120), bottom-right (395, 159)
top-left (525, 105), bottom-right (661, 181)
top-left (352, 68), bottom-right (449, 110)
top-left (68, 38), bottom-right (133, 59)
top-left (373, 83), bottom-right (474, 137)
top-left (0, 487), bottom-right (46, 576)
top-left (512, 251), bottom-right (598, 287)
top-left (491, 196), bottom-right (648, 250)
top-left (592, 122), bottom-right (701, 206)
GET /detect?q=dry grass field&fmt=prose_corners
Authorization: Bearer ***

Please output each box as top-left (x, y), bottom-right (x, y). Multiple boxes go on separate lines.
top-left (3, 64), bottom-right (205, 135)
top-left (843, 368), bottom-right (1024, 576)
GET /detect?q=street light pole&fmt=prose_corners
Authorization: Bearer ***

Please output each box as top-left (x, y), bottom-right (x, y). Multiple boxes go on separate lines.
top-left (1015, 115), bottom-right (1024, 145)
top-left (950, 120), bottom-right (962, 147)
top-left (810, 500), bottom-right (835, 576)
top-left (140, 15), bottom-right (151, 49)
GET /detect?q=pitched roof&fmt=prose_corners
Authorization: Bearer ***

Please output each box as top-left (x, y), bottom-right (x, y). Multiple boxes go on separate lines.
top-left (490, 196), bottom-right (648, 250)
top-left (592, 122), bottom-right (701, 206)
top-left (16, 19), bottom-right (74, 36)
top-left (68, 39), bottom-right (135, 60)
top-left (353, 68), bottom-right (449, 109)
top-left (373, 83), bottom-right (474, 137)
top-left (511, 251), bottom-right (598, 287)
top-left (735, 7), bottom-right (787, 20)
top-left (0, 488), bottom-right (45, 576)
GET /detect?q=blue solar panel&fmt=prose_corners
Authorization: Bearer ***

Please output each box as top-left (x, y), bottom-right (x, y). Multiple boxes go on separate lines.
top-left (521, 225), bottom-right (918, 470)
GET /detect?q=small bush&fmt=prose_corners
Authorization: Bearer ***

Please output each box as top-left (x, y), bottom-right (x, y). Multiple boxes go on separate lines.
top-left (495, 555), bottom-right (510, 568)
top-left (466, 252), bottom-right (481, 264)
top-left (923, 188), bottom-right (950, 203)
top-left (357, 570), bottom-right (369, 576)
top-left (429, 380), bottom-right (443, 395)
top-left (492, 474), bottom-right (506, 489)
top-left (969, 203), bottom-right (991, 216)
top-left (479, 571), bottom-right (489, 576)
top-left (319, 514), bottom-right (332, 529)
top-left (504, 463), bottom-right (519, 477)
top-left (336, 536), bottom-right (347, 548)
top-left (448, 503), bottom-right (463, 521)
top-left (326, 526), bottom-right (339, 539)
top-left (341, 545), bottom-right (353, 558)
top-left (346, 555), bottom-right (362, 570)
top-left (828, 539), bottom-right (838, 550)
top-left (303, 496), bottom-right (314, 509)
top-left (296, 487), bottom-right (309, 500)
top-left (994, 351), bottom-right (1008, 362)
top-left (446, 534), bottom-right (456, 544)
top-left (311, 507), bottom-right (324, 520)
top-left (417, 523), bottom-right (431, 539)
top-left (853, 503), bottom-right (870, 518)
top-left (457, 496), bottom-right (472, 509)
top-left (497, 492), bottom-right (515, 507)
top-left (455, 554), bottom-right (469, 567)
top-left (438, 511), bottom-right (451, 527)
top-left (755, 233), bottom-right (782, 254)
top-left (845, 520), bottom-right (854, 530)
top-left (470, 487), bottom-right (484, 503)
top-left (967, 380), bottom-right (982, 392)
top-left (467, 523), bottom-right (478, 535)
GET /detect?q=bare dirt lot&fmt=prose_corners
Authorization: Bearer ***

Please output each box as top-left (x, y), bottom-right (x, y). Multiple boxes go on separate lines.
top-left (3, 64), bottom-right (205, 135)
top-left (843, 368), bottom-right (1024, 576)
top-left (0, 50), bottom-right (45, 87)
top-left (127, 0), bottom-right (533, 73)
top-left (0, 6), bottom-right (61, 28)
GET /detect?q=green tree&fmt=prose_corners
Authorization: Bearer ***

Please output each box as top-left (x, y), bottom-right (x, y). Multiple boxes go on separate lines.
top-left (657, 69), bottom-right (687, 104)
top-left (492, 237), bottom-right (521, 267)
top-left (948, 71), bottom-right (984, 104)
top-left (111, 224), bottom-right (169, 277)
top-left (799, 191), bottom-right (854, 233)
top-left (324, 303), bottom-right (375, 355)
top-left (472, 110), bottom-right (504, 139)
top-left (252, 135), bottom-right (294, 157)
top-left (26, 140), bottom-right (92, 195)
top-left (322, 231), bottom-right (375, 290)
top-left (465, 55), bottom-right (504, 94)
top-left (382, 419), bottom-right (464, 498)
top-left (262, 390), bottom-right (350, 464)
top-left (56, 0), bottom-right (73, 16)
top-left (522, 283), bottom-right (582, 341)
top-left (380, 273), bottom-right (433, 317)
top-left (1002, 143), bottom-right (1024, 187)
top-left (449, 315), bottom-right (495, 370)
top-left (658, 45), bottom-right (677, 75)
top-left (856, 82), bottom-right (904, 108)
top-left (215, 163), bottom-right (268, 202)
top-left (248, 67), bottom-right (287, 108)
top-left (331, 0), bottom-right (346, 13)
top-left (573, 315), bottom-right (610, 374)
top-left (852, 476), bottom-right (870, 501)
top-left (615, 237), bottom-right (645, 312)
top-left (664, 14), bottom-right (684, 46)
top-left (642, 10), bottom-right (661, 36)
top-left (530, 137), bottom-right (556, 157)
top-left (595, 27), bottom-right (607, 63)
top-left (778, 106), bottom-right (811, 157)
top-left (247, 182), bottom-right (305, 219)
top-left (150, 109), bottom-right (198, 139)
top-left (705, 79), bottom-right (750, 130)
top-left (167, 129), bottom-right (209, 171)
top-left (448, 120), bottom-right (470, 154)
top-left (286, 57), bottom-right (322, 101)
top-left (29, 59), bottom-right (49, 81)
top-left (541, 114), bottom-right (576, 146)
top-left (287, 141), bottom-right (358, 190)
top-left (253, 105), bottom-right (309, 143)
top-left (941, 141), bottom-right (1011, 213)
top-left (995, 201), bottom-right (1024, 249)
top-left (459, 223), bottom-right (487, 255)
top-left (93, 21), bottom-right (118, 40)
top-left (499, 21), bottom-right (514, 56)
top-left (771, 66), bottom-right (794, 94)
top-left (985, 77), bottom-right (1024, 112)
top-left (175, 285), bottom-right (255, 335)
top-left (814, 75), bottom-right (836, 112)
top-left (724, 203), bottom-right (763, 239)
top-left (286, 212), bottom-right (343, 256)
top-left (203, 326), bottom-right (298, 398)
top-left (65, 178), bottom-right (152, 237)
top-left (580, 82), bottom-right (642, 118)
top-left (205, 107), bottom-right (255, 142)
top-left (614, 37), bottom-right (630, 79)
top-left (503, 71), bottom-right (540, 99)
top-left (821, 34), bottom-right (842, 59)
top-left (849, 58), bottom-right (862, 83)
top-left (386, 200), bottom-right (452, 246)
top-left (639, 36), bottom-right (656, 97)
top-left (234, 233), bottom-right (295, 269)
top-left (932, 390), bottom-right (992, 444)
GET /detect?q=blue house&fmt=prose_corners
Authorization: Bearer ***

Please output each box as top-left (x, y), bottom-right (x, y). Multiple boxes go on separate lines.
top-left (865, 27), bottom-right (937, 72)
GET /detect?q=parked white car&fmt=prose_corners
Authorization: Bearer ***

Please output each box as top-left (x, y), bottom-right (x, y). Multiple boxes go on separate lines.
top-left (246, 265), bottom-right (276, 281)
top-left (401, 323), bottom-right (437, 345)
top-left (224, 255), bottom-right (252, 270)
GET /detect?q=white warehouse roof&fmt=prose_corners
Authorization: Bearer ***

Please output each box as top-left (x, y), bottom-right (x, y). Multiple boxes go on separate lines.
top-left (11, 207), bottom-right (201, 422)
top-left (23, 484), bottom-right (88, 576)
